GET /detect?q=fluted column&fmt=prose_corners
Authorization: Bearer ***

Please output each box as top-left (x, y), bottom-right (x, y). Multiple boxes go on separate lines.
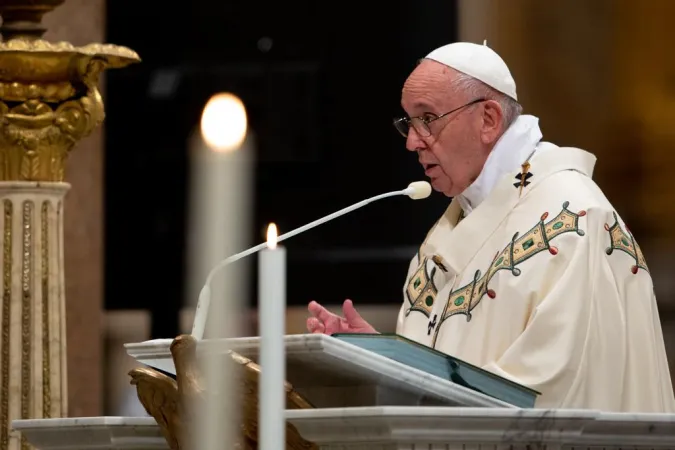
top-left (0, 183), bottom-right (68, 450)
top-left (0, 2), bottom-right (138, 448)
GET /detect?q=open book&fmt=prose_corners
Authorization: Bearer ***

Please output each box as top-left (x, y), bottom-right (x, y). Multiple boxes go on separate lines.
top-left (332, 333), bottom-right (539, 408)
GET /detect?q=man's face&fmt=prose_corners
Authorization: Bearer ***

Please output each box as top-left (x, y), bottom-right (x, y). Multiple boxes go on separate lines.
top-left (400, 60), bottom-right (501, 197)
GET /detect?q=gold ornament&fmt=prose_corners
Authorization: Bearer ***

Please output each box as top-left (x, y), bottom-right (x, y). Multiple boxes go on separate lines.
top-left (129, 335), bottom-right (318, 450)
top-left (0, 0), bottom-right (140, 182)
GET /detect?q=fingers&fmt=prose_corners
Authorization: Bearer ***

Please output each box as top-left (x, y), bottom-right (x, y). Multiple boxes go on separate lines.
top-left (308, 300), bottom-right (334, 323)
top-left (306, 317), bottom-right (326, 334)
top-left (342, 299), bottom-right (363, 324)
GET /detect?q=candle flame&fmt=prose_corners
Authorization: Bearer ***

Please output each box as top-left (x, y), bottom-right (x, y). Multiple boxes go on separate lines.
top-left (266, 223), bottom-right (278, 249)
top-left (200, 92), bottom-right (247, 152)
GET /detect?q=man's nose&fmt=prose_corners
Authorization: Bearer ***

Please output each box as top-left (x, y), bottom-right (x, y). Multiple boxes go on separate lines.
top-left (406, 128), bottom-right (425, 152)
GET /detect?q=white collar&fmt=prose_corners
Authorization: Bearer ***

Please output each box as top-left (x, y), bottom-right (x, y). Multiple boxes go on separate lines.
top-left (456, 114), bottom-right (543, 215)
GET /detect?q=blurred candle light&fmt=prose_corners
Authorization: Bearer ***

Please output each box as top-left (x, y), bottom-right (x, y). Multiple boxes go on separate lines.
top-left (200, 92), bottom-right (248, 152)
top-left (188, 91), bottom-right (253, 450)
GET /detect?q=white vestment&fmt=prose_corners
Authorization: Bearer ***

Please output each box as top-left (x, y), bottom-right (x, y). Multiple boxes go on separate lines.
top-left (397, 117), bottom-right (675, 412)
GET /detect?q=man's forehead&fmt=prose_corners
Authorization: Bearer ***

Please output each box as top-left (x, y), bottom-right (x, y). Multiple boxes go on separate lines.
top-left (402, 62), bottom-right (458, 112)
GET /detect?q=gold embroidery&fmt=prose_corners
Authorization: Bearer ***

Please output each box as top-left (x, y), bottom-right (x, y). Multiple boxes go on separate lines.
top-left (57, 200), bottom-right (65, 417)
top-left (430, 201), bottom-right (587, 346)
top-left (21, 201), bottom-right (32, 450)
top-left (41, 201), bottom-right (50, 417)
top-left (604, 212), bottom-right (648, 274)
top-left (405, 257), bottom-right (439, 318)
top-left (517, 161), bottom-right (532, 196)
top-left (1, 200), bottom-right (12, 449)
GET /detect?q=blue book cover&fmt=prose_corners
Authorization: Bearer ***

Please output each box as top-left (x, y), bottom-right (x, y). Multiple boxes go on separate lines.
top-left (332, 333), bottom-right (540, 408)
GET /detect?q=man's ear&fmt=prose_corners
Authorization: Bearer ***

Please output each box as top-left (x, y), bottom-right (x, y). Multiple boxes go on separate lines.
top-left (480, 100), bottom-right (504, 144)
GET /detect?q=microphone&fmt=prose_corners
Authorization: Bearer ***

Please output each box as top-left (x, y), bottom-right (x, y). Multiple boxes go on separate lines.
top-left (190, 180), bottom-right (432, 340)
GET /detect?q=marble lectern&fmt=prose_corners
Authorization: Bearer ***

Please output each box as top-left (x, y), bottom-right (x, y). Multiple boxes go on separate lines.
top-left (11, 334), bottom-right (675, 449)
top-left (123, 334), bottom-right (513, 409)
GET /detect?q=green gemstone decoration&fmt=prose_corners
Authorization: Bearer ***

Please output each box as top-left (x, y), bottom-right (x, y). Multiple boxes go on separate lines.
top-left (454, 295), bottom-right (465, 306)
top-left (425, 295), bottom-right (434, 307)
top-left (522, 238), bottom-right (534, 250)
top-left (552, 222), bottom-right (564, 230)
top-left (413, 278), bottom-right (421, 289)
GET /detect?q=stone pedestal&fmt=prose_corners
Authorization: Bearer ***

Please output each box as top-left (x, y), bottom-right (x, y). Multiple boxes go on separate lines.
top-left (0, 183), bottom-right (69, 450)
top-left (286, 407), bottom-right (675, 449)
top-left (11, 409), bottom-right (675, 450)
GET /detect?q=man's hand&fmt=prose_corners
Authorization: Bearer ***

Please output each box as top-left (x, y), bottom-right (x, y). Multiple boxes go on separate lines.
top-left (306, 299), bottom-right (377, 335)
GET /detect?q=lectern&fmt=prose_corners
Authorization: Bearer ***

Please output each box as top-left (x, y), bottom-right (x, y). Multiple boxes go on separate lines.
top-left (12, 333), bottom-right (675, 450)
top-left (124, 334), bottom-right (516, 409)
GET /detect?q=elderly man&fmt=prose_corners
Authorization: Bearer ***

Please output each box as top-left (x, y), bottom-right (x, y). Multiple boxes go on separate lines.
top-left (306, 42), bottom-right (675, 412)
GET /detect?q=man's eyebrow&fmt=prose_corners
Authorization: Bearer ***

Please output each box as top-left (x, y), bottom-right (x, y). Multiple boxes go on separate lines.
top-left (410, 102), bottom-right (436, 114)
top-left (402, 99), bottom-right (436, 115)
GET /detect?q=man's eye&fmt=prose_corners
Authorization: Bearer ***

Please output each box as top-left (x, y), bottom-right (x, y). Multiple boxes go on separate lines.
top-left (422, 114), bottom-right (438, 122)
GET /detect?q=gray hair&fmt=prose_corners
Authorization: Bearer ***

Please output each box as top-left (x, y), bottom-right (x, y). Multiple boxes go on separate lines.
top-left (451, 72), bottom-right (522, 130)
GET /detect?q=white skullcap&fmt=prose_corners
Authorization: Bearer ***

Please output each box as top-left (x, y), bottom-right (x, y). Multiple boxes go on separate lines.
top-left (425, 41), bottom-right (518, 101)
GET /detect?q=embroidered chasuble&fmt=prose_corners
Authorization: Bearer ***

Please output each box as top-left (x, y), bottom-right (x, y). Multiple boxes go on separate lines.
top-left (397, 145), bottom-right (675, 413)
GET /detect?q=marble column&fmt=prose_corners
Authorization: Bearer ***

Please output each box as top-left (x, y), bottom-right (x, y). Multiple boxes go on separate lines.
top-left (0, 184), bottom-right (69, 450)
top-left (0, 0), bottom-right (138, 442)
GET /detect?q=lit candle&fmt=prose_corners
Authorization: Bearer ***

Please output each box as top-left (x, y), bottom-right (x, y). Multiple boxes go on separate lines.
top-left (188, 93), bottom-right (252, 450)
top-left (189, 92), bottom-right (251, 341)
top-left (259, 223), bottom-right (286, 450)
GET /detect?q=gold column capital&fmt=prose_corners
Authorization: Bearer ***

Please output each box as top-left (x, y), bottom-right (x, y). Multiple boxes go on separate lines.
top-left (0, 0), bottom-right (140, 182)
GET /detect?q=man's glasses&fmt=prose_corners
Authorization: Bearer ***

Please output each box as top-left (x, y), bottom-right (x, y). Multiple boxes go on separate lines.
top-left (393, 98), bottom-right (486, 138)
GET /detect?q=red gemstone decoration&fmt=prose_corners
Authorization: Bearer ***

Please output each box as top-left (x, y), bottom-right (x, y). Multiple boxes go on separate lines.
top-left (578, 210), bottom-right (586, 216)
top-left (487, 289), bottom-right (496, 299)
top-left (604, 224), bottom-right (610, 231)
top-left (631, 265), bottom-right (638, 274)
top-left (549, 246), bottom-right (558, 255)
top-left (540, 212), bottom-right (548, 221)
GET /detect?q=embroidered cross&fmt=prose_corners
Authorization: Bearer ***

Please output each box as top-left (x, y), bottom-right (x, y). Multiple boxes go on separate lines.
top-left (513, 161), bottom-right (533, 196)
top-left (427, 314), bottom-right (438, 335)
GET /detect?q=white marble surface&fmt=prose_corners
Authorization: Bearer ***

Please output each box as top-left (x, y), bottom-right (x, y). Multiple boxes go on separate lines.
top-left (16, 409), bottom-right (675, 450)
top-left (286, 406), bottom-right (675, 449)
top-left (124, 334), bottom-right (513, 408)
top-left (12, 417), bottom-right (167, 450)
top-left (581, 412), bottom-right (675, 447)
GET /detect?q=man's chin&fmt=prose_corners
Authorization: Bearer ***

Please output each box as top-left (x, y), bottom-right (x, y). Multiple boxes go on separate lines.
top-left (429, 178), bottom-right (454, 197)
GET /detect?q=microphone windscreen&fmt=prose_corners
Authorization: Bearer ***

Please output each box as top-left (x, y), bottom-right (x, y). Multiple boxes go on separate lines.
top-left (405, 181), bottom-right (432, 200)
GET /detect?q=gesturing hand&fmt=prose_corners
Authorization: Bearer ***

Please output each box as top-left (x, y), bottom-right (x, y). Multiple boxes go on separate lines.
top-left (306, 299), bottom-right (378, 335)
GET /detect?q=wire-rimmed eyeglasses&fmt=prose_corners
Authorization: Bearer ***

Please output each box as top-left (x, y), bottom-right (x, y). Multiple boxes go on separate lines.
top-left (393, 98), bottom-right (487, 138)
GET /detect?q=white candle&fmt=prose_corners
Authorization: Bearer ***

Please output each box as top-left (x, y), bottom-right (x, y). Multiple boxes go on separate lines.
top-left (189, 92), bottom-right (251, 341)
top-left (259, 223), bottom-right (286, 450)
top-left (188, 93), bottom-right (252, 450)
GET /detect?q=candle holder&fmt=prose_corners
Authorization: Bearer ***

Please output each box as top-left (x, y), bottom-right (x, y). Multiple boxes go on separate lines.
top-left (128, 334), bottom-right (318, 450)
top-left (0, 0), bottom-right (140, 181)
top-left (0, 2), bottom-right (138, 449)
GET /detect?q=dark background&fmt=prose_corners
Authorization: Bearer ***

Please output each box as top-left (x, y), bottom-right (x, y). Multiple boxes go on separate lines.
top-left (104, 0), bottom-right (459, 337)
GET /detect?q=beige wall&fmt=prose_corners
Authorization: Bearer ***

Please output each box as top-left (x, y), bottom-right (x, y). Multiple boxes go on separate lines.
top-left (43, 0), bottom-right (106, 417)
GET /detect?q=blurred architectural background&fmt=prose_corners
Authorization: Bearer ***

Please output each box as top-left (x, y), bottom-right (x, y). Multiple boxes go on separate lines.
top-left (39, 0), bottom-right (675, 416)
